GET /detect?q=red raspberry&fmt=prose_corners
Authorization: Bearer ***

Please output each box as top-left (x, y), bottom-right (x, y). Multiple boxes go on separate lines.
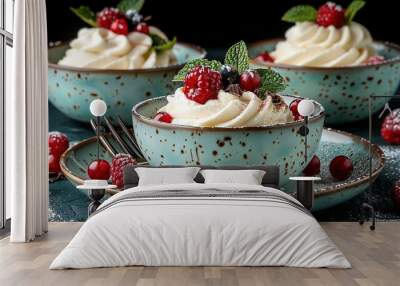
top-left (88, 159), bottom-right (111, 180)
top-left (381, 109), bottom-right (400, 144)
top-left (239, 70), bottom-right (261, 92)
top-left (316, 2), bottom-right (345, 28)
top-left (255, 52), bottom-right (275, 63)
top-left (111, 154), bottom-right (137, 188)
top-left (154, 112), bottom-right (173, 123)
top-left (135, 22), bottom-right (150, 34)
top-left (365, 55), bottom-right (385, 65)
top-left (96, 7), bottom-right (124, 29)
top-left (393, 181), bottom-right (400, 209)
top-left (49, 153), bottom-right (61, 174)
top-left (110, 18), bottom-right (129, 35)
top-left (289, 99), bottom-right (304, 121)
top-left (49, 131), bottom-right (69, 157)
top-left (183, 66), bottom-right (222, 104)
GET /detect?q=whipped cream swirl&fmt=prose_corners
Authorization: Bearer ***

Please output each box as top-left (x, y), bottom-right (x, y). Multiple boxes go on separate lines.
top-left (158, 88), bottom-right (293, 127)
top-left (271, 21), bottom-right (375, 67)
top-left (58, 27), bottom-right (176, 69)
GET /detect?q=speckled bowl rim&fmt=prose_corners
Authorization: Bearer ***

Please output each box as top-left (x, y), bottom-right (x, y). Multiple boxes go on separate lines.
top-left (249, 39), bottom-right (400, 71)
top-left (132, 95), bottom-right (325, 131)
top-left (60, 139), bottom-right (96, 188)
top-left (314, 128), bottom-right (385, 197)
top-left (59, 137), bottom-right (147, 195)
top-left (48, 41), bottom-right (207, 74)
top-left (59, 128), bottom-right (384, 198)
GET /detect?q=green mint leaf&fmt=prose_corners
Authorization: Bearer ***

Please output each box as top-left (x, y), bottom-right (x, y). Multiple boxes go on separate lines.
top-left (282, 5), bottom-right (317, 23)
top-left (345, 0), bottom-right (366, 23)
top-left (153, 37), bottom-right (177, 52)
top-left (70, 6), bottom-right (97, 27)
top-left (173, 59), bottom-right (223, 81)
top-left (257, 68), bottom-right (287, 94)
top-left (149, 34), bottom-right (166, 47)
top-left (149, 34), bottom-right (177, 52)
top-left (224, 41), bottom-right (249, 73)
top-left (117, 0), bottom-right (145, 12)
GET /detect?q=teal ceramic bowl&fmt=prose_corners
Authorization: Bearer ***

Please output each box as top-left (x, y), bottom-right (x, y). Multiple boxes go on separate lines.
top-left (48, 42), bottom-right (206, 125)
top-left (60, 128), bottom-right (384, 211)
top-left (312, 128), bottom-right (384, 211)
top-left (248, 40), bottom-right (400, 124)
top-left (132, 96), bottom-right (325, 185)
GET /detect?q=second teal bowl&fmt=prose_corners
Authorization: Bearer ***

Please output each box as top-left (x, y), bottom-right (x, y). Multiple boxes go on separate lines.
top-left (48, 42), bottom-right (206, 125)
top-left (132, 96), bottom-right (325, 185)
top-left (249, 40), bottom-right (400, 124)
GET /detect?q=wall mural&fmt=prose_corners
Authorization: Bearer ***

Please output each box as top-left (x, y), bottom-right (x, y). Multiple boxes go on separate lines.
top-left (47, 0), bottom-right (400, 222)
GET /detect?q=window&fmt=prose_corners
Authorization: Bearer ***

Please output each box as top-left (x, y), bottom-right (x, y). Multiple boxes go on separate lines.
top-left (0, 0), bottom-right (13, 230)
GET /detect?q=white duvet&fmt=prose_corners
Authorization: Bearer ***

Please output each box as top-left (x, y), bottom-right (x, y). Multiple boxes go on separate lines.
top-left (50, 183), bottom-right (351, 269)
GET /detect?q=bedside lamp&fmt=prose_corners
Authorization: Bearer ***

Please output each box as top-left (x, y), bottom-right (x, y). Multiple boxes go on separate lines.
top-left (298, 99), bottom-right (315, 164)
top-left (290, 99), bottom-right (320, 210)
top-left (90, 99), bottom-right (107, 161)
top-left (80, 99), bottom-right (116, 216)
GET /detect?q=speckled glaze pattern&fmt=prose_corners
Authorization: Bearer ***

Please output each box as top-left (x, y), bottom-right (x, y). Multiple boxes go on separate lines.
top-left (48, 43), bottom-right (206, 125)
top-left (60, 129), bottom-right (384, 211)
top-left (282, 128), bottom-right (384, 211)
top-left (132, 96), bottom-right (325, 185)
top-left (249, 40), bottom-right (400, 124)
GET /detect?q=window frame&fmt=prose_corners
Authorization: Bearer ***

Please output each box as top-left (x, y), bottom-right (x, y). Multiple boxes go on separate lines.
top-left (0, 0), bottom-right (13, 232)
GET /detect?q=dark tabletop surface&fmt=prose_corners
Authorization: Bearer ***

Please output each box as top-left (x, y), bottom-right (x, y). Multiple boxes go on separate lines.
top-left (48, 49), bottom-right (400, 222)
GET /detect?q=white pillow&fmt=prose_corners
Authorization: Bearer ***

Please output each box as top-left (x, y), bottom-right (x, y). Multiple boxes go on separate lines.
top-left (135, 167), bottom-right (201, 186)
top-left (200, 169), bottom-right (266, 185)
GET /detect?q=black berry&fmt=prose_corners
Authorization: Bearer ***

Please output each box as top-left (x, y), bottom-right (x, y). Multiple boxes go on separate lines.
top-left (220, 65), bottom-right (239, 89)
top-left (125, 9), bottom-right (143, 30)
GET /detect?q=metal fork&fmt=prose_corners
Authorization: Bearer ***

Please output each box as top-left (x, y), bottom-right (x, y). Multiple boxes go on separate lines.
top-left (90, 116), bottom-right (144, 160)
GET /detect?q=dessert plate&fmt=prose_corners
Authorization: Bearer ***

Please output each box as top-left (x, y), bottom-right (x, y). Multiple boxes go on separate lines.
top-left (60, 128), bottom-right (384, 211)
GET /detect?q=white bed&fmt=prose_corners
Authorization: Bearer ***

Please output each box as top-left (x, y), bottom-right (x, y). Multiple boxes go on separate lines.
top-left (50, 183), bottom-right (351, 269)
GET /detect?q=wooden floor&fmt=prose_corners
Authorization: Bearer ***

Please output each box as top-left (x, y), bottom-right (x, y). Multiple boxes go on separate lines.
top-left (0, 222), bottom-right (399, 286)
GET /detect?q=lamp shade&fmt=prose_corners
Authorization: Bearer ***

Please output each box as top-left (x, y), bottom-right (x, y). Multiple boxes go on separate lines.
top-left (298, 100), bottom-right (315, 117)
top-left (90, 99), bottom-right (107, 117)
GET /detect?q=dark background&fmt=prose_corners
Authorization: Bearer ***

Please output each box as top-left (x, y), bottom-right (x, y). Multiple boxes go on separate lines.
top-left (47, 0), bottom-right (400, 50)
top-left (46, 0), bottom-right (400, 221)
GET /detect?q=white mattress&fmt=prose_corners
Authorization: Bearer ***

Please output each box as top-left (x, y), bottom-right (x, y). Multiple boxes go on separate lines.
top-left (50, 183), bottom-right (351, 269)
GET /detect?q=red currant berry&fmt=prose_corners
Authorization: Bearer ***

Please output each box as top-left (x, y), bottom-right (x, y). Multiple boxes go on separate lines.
top-left (329, 155), bottom-right (353, 181)
top-left (303, 155), bottom-right (321, 176)
top-left (110, 18), bottom-right (129, 35)
top-left (48, 131), bottom-right (69, 157)
top-left (135, 22), bottom-right (150, 34)
top-left (87, 159), bottom-right (111, 180)
top-left (289, 99), bottom-right (304, 121)
top-left (255, 52), bottom-right (274, 63)
top-left (49, 153), bottom-right (61, 174)
top-left (239, 70), bottom-right (261, 92)
top-left (154, 112), bottom-right (173, 123)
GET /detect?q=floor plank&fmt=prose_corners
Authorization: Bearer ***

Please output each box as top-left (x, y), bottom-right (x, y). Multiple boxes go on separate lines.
top-left (0, 222), bottom-right (399, 286)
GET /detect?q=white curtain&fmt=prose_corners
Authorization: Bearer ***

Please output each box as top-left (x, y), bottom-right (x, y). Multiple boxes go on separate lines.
top-left (7, 0), bottom-right (49, 242)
